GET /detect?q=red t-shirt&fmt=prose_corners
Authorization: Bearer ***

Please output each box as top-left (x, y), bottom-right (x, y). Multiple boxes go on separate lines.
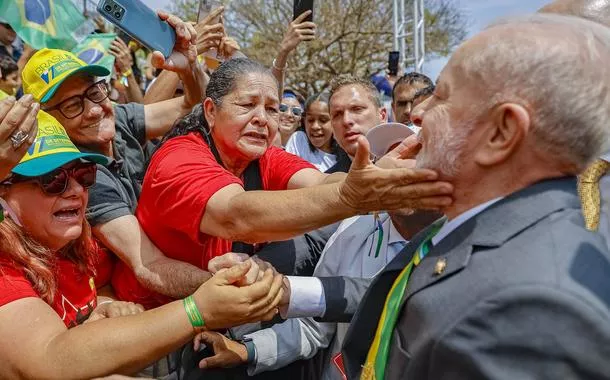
top-left (112, 132), bottom-right (315, 309)
top-left (0, 246), bottom-right (112, 328)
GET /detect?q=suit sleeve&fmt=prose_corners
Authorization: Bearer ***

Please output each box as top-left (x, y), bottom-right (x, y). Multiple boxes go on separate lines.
top-left (255, 222), bottom-right (340, 276)
top-left (243, 318), bottom-right (336, 375)
top-left (427, 285), bottom-right (610, 380)
top-left (318, 276), bottom-right (374, 323)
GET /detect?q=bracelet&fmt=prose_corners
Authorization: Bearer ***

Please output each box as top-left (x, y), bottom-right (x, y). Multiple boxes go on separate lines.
top-left (183, 295), bottom-right (205, 330)
top-left (121, 68), bottom-right (133, 77)
top-left (272, 58), bottom-right (287, 72)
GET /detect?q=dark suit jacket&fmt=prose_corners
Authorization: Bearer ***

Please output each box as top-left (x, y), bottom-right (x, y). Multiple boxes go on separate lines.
top-left (342, 177), bottom-right (610, 379)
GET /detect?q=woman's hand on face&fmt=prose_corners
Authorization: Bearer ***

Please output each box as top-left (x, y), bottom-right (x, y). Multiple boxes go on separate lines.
top-left (192, 260), bottom-right (284, 330)
top-left (339, 136), bottom-right (454, 213)
top-left (0, 96), bottom-right (39, 181)
top-left (194, 331), bottom-right (248, 369)
top-left (279, 10), bottom-right (316, 54)
top-left (85, 301), bottom-right (145, 323)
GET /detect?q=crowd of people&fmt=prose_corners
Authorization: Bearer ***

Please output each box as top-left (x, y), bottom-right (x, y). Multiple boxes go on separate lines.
top-left (0, 0), bottom-right (609, 379)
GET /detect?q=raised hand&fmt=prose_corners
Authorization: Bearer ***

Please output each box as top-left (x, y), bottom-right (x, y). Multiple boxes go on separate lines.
top-left (150, 11), bottom-right (198, 73)
top-left (0, 95), bottom-right (39, 181)
top-left (279, 10), bottom-right (316, 55)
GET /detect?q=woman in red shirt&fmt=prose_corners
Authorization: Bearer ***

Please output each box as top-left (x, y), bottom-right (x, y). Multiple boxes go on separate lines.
top-left (113, 58), bottom-right (454, 309)
top-left (0, 112), bottom-right (283, 379)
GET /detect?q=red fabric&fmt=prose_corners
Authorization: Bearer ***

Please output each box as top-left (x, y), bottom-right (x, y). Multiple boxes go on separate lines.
top-left (0, 253), bottom-right (103, 328)
top-left (112, 132), bottom-right (314, 308)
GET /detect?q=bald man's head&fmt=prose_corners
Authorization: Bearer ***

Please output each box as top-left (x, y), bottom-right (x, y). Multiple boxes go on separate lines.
top-left (540, 0), bottom-right (610, 27)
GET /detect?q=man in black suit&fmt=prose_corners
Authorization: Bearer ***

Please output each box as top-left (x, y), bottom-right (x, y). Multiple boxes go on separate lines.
top-left (341, 14), bottom-right (610, 379)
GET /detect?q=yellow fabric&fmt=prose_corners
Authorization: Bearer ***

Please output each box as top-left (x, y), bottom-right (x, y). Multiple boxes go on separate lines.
top-left (21, 48), bottom-right (89, 102)
top-left (18, 111), bottom-right (79, 164)
top-left (578, 159), bottom-right (610, 231)
top-left (0, 90), bottom-right (9, 100)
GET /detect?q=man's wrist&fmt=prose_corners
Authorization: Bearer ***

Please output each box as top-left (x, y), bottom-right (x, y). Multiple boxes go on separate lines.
top-left (241, 338), bottom-right (256, 364)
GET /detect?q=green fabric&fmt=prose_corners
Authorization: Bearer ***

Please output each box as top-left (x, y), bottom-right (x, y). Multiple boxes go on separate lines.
top-left (0, 0), bottom-right (92, 51)
top-left (373, 222), bottom-right (443, 379)
top-left (72, 33), bottom-right (117, 75)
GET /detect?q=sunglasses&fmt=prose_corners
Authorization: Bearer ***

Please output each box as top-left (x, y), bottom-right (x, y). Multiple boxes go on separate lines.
top-left (279, 103), bottom-right (303, 117)
top-left (2, 163), bottom-right (97, 195)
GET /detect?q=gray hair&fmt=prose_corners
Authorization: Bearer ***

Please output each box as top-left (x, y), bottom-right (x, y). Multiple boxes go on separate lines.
top-left (461, 13), bottom-right (610, 170)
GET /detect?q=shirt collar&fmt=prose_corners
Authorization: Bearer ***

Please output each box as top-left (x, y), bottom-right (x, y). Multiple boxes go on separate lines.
top-left (432, 197), bottom-right (503, 246)
top-left (387, 217), bottom-right (406, 245)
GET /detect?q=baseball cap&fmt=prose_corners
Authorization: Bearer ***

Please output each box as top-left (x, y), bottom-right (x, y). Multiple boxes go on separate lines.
top-left (22, 48), bottom-right (110, 103)
top-left (365, 122), bottom-right (418, 157)
top-left (12, 111), bottom-right (111, 177)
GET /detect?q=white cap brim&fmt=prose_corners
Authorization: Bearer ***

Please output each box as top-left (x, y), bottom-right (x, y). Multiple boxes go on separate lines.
top-left (365, 122), bottom-right (417, 157)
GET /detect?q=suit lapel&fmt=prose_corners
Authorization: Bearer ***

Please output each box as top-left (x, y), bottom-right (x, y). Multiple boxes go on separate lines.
top-left (403, 177), bottom-right (580, 303)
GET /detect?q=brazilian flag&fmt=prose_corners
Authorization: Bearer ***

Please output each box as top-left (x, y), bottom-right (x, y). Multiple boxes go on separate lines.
top-left (0, 0), bottom-right (93, 51)
top-left (72, 33), bottom-right (117, 74)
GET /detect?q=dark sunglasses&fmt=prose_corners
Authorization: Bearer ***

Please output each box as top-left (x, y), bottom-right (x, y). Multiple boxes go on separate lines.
top-left (43, 80), bottom-right (110, 119)
top-left (2, 163), bottom-right (97, 195)
top-left (279, 103), bottom-right (303, 117)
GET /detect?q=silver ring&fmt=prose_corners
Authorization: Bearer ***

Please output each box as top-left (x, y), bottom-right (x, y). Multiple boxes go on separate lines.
top-left (10, 130), bottom-right (29, 149)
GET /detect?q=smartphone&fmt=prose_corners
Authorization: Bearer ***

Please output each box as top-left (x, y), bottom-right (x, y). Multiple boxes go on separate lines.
top-left (293, 0), bottom-right (314, 22)
top-left (388, 51), bottom-right (400, 76)
top-left (97, 0), bottom-right (175, 58)
top-left (197, 0), bottom-right (223, 24)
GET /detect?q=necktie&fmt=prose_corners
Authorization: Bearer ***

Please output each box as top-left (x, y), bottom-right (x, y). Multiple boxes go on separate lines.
top-left (361, 222), bottom-right (443, 380)
top-left (578, 159), bottom-right (610, 231)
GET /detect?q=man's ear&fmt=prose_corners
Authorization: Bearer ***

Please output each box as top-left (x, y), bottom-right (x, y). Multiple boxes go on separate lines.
top-left (380, 106), bottom-right (388, 123)
top-left (203, 98), bottom-right (216, 130)
top-left (474, 103), bottom-right (530, 166)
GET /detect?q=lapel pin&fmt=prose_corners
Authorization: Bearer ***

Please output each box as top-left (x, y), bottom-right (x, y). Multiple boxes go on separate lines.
top-left (434, 258), bottom-right (447, 275)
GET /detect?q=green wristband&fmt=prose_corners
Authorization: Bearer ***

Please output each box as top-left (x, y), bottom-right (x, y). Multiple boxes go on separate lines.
top-left (183, 295), bottom-right (205, 329)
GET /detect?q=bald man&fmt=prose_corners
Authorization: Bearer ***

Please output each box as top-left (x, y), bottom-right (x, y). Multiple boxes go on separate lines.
top-left (541, 0), bottom-right (610, 249)
top-left (341, 14), bottom-right (610, 380)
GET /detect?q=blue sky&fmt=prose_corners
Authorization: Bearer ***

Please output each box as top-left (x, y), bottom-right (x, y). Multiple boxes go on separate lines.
top-left (145, 0), bottom-right (551, 80)
top-left (423, 0), bottom-right (550, 80)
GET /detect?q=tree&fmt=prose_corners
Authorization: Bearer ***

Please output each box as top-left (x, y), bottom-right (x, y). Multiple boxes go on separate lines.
top-left (168, 0), bottom-right (467, 94)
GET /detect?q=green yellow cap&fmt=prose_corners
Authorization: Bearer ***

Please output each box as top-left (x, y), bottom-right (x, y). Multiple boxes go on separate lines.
top-left (12, 111), bottom-right (111, 177)
top-left (22, 48), bottom-right (110, 103)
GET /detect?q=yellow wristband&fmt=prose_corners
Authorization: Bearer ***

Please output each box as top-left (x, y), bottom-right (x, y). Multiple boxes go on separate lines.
top-left (122, 68), bottom-right (133, 77)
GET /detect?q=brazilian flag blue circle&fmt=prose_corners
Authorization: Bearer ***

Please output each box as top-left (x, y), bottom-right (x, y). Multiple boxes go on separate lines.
top-left (78, 49), bottom-right (104, 64)
top-left (25, 0), bottom-right (52, 25)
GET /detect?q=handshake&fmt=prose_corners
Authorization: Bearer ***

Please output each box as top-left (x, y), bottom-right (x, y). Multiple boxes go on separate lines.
top-left (190, 252), bottom-right (289, 332)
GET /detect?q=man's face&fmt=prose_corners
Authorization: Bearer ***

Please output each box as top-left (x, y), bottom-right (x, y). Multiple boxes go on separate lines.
top-left (329, 84), bottom-right (386, 156)
top-left (392, 82), bottom-right (429, 125)
top-left (43, 75), bottom-right (116, 150)
top-left (411, 48), bottom-right (483, 180)
top-left (0, 23), bottom-right (16, 46)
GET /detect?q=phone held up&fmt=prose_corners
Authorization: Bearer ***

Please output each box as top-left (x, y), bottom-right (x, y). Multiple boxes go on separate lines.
top-left (388, 51), bottom-right (400, 76)
top-left (97, 0), bottom-right (176, 58)
top-left (293, 0), bottom-right (314, 22)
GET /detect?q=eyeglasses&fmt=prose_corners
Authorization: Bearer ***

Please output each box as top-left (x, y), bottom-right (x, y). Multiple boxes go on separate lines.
top-left (43, 80), bottom-right (110, 119)
top-left (2, 163), bottom-right (97, 195)
top-left (279, 103), bottom-right (303, 117)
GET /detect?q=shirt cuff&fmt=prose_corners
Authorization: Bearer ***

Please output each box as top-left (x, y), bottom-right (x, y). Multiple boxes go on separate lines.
top-left (283, 276), bottom-right (326, 318)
